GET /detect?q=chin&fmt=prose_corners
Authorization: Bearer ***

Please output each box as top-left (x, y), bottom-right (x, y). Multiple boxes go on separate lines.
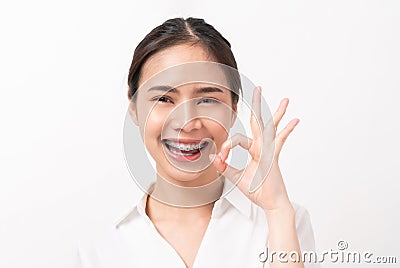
top-left (158, 164), bottom-right (212, 186)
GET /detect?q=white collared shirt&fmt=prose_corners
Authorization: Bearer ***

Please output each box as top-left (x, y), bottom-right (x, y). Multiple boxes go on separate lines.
top-left (76, 180), bottom-right (320, 268)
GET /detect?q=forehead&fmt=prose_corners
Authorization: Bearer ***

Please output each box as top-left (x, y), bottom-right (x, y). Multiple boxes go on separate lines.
top-left (139, 44), bottom-right (215, 88)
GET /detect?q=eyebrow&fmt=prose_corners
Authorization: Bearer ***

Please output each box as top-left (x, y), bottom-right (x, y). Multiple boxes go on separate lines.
top-left (147, 85), bottom-right (178, 93)
top-left (147, 85), bottom-right (224, 94)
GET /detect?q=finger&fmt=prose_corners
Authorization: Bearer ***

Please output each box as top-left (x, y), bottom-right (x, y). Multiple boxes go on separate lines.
top-left (250, 86), bottom-right (264, 139)
top-left (219, 133), bottom-right (253, 161)
top-left (209, 153), bottom-right (242, 182)
top-left (273, 98), bottom-right (289, 129)
top-left (262, 115), bottom-right (276, 145)
top-left (275, 118), bottom-right (300, 156)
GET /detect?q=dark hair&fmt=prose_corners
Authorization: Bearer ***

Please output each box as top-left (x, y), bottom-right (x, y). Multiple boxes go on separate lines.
top-left (127, 17), bottom-right (241, 105)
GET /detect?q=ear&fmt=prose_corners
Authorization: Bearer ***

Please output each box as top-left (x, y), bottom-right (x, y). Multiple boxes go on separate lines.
top-left (128, 101), bottom-right (139, 125)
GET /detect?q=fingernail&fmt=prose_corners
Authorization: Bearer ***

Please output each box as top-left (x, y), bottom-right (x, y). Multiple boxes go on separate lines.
top-left (218, 152), bottom-right (223, 159)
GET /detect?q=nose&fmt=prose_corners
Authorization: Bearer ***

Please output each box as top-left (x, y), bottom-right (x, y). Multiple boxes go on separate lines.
top-left (169, 100), bottom-right (202, 133)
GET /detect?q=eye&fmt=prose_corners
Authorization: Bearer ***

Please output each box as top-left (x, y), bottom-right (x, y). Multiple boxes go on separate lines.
top-left (152, 96), bottom-right (173, 103)
top-left (198, 98), bottom-right (220, 104)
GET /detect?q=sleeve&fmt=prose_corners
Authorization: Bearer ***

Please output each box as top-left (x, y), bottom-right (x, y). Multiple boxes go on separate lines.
top-left (294, 203), bottom-right (321, 268)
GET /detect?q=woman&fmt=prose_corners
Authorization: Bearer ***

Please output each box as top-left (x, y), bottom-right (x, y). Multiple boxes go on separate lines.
top-left (77, 17), bottom-right (319, 268)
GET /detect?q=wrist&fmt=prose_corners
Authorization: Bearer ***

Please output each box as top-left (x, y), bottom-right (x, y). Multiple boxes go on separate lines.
top-left (264, 202), bottom-right (295, 222)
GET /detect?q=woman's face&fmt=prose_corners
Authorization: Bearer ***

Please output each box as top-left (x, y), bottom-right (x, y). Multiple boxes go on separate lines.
top-left (129, 44), bottom-right (237, 187)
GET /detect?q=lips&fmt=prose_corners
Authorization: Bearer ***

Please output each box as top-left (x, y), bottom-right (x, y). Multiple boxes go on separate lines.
top-left (162, 138), bottom-right (209, 161)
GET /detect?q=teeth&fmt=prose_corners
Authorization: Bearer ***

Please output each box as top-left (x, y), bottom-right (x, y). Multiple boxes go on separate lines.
top-left (164, 140), bottom-right (208, 151)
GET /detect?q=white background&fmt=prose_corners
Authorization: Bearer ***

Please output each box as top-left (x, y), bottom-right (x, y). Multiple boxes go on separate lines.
top-left (0, 0), bottom-right (399, 267)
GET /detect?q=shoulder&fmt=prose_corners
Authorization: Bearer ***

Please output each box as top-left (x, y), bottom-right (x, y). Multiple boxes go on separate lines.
top-left (76, 223), bottom-right (141, 268)
top-left (75, 225), bottom-right (116, 268)
top-left (75, 200), bottom-right (149, 268)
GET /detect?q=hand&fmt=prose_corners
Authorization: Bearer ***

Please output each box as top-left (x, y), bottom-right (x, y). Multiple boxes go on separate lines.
top-left (210, 86), bottom-right (300, 213)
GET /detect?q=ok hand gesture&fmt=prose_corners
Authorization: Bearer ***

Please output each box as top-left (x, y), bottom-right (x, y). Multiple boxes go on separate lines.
top-left (210, 86), bottom-right (300, 213)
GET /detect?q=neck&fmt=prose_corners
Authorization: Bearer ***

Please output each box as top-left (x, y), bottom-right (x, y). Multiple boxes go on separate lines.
top-left (146, 174), bottom-right (225, 221)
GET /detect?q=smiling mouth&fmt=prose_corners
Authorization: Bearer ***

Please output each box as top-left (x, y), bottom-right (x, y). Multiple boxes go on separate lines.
top-left (162, 139), bottom-right (209, 161)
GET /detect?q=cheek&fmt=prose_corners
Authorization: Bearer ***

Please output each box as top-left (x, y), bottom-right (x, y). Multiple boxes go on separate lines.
top-left (141, 111), bottom-right (166, 141)
top-left (204, 121), bottom-right (229, 147)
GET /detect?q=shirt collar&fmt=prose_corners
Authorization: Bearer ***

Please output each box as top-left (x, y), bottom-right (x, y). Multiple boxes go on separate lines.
top-left (115, 176), bottom-right (252, 228)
